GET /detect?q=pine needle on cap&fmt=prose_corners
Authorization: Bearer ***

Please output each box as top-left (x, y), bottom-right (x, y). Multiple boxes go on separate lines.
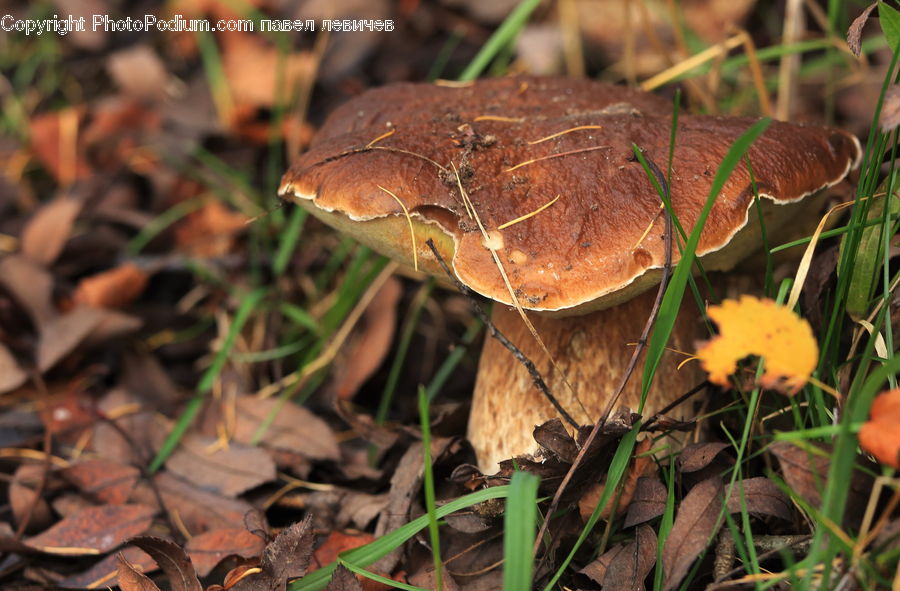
top-left (527, 125), bottom-right (602, 145)
top-left (377, 185), bottom-right (419, 272)
top-left (498, 194), bottom-right (560, 229)
top-left (505, 145), bottom-right (611, 172)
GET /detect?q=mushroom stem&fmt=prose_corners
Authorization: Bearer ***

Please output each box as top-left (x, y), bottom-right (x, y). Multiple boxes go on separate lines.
top-left (468, 288), bottom-right (703, 472)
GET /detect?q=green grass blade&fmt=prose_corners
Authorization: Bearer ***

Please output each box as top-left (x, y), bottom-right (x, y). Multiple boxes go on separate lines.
top-left (503, 471), bottom-right (540, 591)
top-left (640, 118), bottom-right (772, 401)
top-left (149, 287), bottom-right (265, 472)
top-left (458, 0), bottom-right (541, 81)
top-left (290, 485), bottom-right (512, 591)
top-left (338, 561), bottom-right (429, 591)
top-left (543, 426), bottom-right (640, 591)
top-left (418, 386), bottom-right (444, 591)
top-left (274, 206), bottom-right (308, 275)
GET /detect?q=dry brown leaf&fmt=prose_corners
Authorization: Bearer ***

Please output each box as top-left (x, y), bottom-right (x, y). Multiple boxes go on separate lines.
top-left (847, 2), bottom-right (878, 57)
top-left (61, 459), bottom-right (140, 505)
top-left (859, 388), bottom-right (900, 469)
top-left (311, 531), bottom-right (376, 572)
top-left (185, 528), bottom-right (266, 577)
top-left (28, 108), bottom-right (91, 183)
top-left (326, 564), bottom-right (364, 591)
top-left (623, 476), bottom-right (668, 528)
top-left (662, 478), bottom-right (724, 591)
top-left (130, 537), bottom-right (202, 591)
top-left (60, 546), bottom-right (157, 589)
top-left (769, 441), bottom-right (872, 527)
top-left (25, 504), bottom-right (155, 555)
top-left (230, 396), bottom-right (340, 461)
top-left (231, 516), bottom-right (315, 591)
top-left (36, 306), bottom-right (105, 372)
top-left (20, 195), bottom-right (83, 266)
top-left (677, 442), bottom-right (731, 473)
top-left (132, 473), bottom-right (260, 534)
top-left (724, 477), bottom-right (793, 522)
top-left (107, 45), bottom-right (169, 100)
top-left (0, 341), bottom-right (27, 394)
top-left (0, 254), bottom-right (57, 329)
top-left (73, 263), bottom-right (149, 309)
top-left (221, 33), bottom-right (315, 110)
top-left (332, 277), bottom-right (401, 400)
top-left (174, 201), bottom-right (248, 257)
top-left (10, 464), bottom-right (54, 533)
top-left (881, 85), bottom-right (900, 134)
top-left (164, 432), bottom-right (276, 498)
top-left (117, 552), bottom-right (161, 591)
top-left (579, 437), bottom-right (654, 521)
top-left (581, 524), bottom-right (657, 590)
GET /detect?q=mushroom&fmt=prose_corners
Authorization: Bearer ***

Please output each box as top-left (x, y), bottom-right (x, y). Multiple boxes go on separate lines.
top-left (279, 76), bottom-right (861, 471)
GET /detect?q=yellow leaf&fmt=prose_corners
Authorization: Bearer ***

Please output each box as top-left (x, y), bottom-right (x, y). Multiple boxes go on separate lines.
top-left (695, 296), bottom-right (818, 395)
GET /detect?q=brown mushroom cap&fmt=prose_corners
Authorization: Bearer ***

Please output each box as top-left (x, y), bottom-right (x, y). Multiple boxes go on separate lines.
top-left (280, 76), bottom-right (860, 313)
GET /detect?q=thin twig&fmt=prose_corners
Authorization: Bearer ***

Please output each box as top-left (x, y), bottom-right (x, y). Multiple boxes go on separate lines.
top-left (424, 239), bottom-right (578, 428)
top-left (532, 151), bottom-right (675, 559)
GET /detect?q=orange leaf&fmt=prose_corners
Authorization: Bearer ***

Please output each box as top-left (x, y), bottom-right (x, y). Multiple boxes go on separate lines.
top-left (175, 201), bottom-right (247, 257)
top-left (859, 388), bottom-right (900, 470)
top-left (73, 263), bottom-right (149, 309)
top-left (695, 296), bottom-right (817, 395)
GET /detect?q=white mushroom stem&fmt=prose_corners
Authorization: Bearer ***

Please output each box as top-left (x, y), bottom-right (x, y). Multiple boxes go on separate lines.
top-left (467, 288), bottom-right (703, 472)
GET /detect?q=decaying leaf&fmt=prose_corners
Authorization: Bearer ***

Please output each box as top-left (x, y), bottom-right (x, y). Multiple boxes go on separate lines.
top-left (231, 516), bottom-right (315, 591)
top-left (25, 504), bottom-right (155, 555)
top-left (325, 564), bottom-right (364, 591)
top-left (185, 528), bottom-right (266, 577)
top-left (174, 200), bottom-right (248, 257)
top-left (61, 458), bottom-right (140, 505)
top-left (10, 464), bottom-right (54, 533)
top-left (164, 432), bottom-right (276, 498)
top-left (677, 442), bottom-right (731, 473)
top-left (724, 477), bottom-right (793, 522)
top-left (847, 2), bottom-right (878, 56)
top-left (859, 388), bottom-right (900, 469)
top-left (623, 476), bottom-right (668, 528)
top-left (662, 478), bottom-right (724, 591)
top-left (581, 524), bottom-right (657, 590)
top-left (881, 84), bottom-right (900, 133)
top-left (117, 552), bottom-right (161, 591)
top-left (578, 437), bottom-right (654, 521)
top-left (60, 546), bottom-right (157, 589)
top-left (130, 537), bottom-right (202, 591)
top-left (769, 441), bottom-right (872, 527)
top-left (695, 296), bottom-right (818, 394)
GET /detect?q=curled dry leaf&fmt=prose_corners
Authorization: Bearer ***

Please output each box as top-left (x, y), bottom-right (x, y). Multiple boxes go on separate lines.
top-left (130, 537), bottom-right (202, 591)
top-left (231, 516), bottom-right (315, 591)
top-left (695, 296), bottom-right (818, 395)
top-left (847, 2), bottom-right (878, 57)
top-left (0, 254), bottom-right (56, 329)
top-left (662, 477), bottom-right (724, 591)
top-left (60, 546), bottom-right (156, 589)
top-left (117, 552), bottom-right (161, 591)
top-left (73, 263), bottom-right (149, 309)
top-left (185, 528), bottom-right (266, 577)
top-left (578, 437), bottom-right (654, 521)
top-left (25, 503), bottom-right (155, 555)
top-left (859, 388), bottom-right (900, 469)
top-left (230, 395), bottom-right (340, 462)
